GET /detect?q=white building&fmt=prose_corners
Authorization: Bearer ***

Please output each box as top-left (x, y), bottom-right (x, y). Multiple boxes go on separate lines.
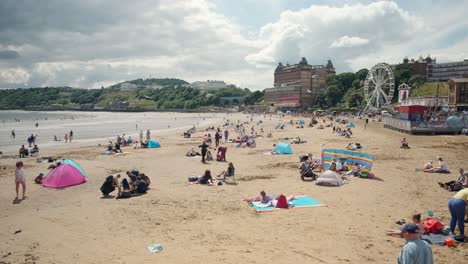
top-left (119, 82), bottom-right (138, 91)
top-left (190, 80), bottom-right (227, 90)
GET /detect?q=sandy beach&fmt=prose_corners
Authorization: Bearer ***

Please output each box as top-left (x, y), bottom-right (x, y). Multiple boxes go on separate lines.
top-left (0, 113), bottom-right (467, 264)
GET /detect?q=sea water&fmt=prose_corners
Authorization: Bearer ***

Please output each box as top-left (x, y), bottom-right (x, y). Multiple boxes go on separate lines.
top-left (0, 110), bottom-right (225, 154)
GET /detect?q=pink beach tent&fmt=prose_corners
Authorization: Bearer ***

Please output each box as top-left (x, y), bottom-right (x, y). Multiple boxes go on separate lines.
top-left (42, 164), bottom-right (86, 188)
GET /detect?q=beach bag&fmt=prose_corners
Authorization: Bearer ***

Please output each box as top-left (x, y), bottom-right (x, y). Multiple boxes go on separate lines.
top-left (276, 195), bottom-right (288, 208)
top-left (423, 218), bottom-right (444, 234)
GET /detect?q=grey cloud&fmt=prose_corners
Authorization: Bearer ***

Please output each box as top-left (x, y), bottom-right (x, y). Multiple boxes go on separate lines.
top-left (0, 50), bottom-right (19, 59)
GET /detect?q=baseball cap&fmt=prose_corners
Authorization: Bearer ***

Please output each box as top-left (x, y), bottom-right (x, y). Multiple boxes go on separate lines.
top-left (401, 223), bottom-right (419, 234)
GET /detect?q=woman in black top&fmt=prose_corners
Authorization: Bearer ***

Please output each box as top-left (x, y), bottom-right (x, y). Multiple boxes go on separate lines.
top-left (198, 170), bottom-right (213, 185)
top-left (199, 141), bottom-right (209, 163)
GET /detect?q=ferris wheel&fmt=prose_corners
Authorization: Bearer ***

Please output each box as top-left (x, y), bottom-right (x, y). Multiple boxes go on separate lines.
top-left (364, 63), bottom-right (395, 111)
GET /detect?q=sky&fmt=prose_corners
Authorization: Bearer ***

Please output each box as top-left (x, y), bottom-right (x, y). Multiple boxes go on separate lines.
top-left (0, 0), bottom-right (467, 90)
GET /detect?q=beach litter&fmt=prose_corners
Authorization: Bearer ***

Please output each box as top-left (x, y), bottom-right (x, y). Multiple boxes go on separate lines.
top-left (147, 243), bottom-right (163, 253)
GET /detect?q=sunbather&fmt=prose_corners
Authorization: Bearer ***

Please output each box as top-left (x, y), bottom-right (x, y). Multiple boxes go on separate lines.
top-left (198, 169), bottom-right (214, 185)
top-left (186, 148), bottom-right (200, 157)
top-left (386, 214), bottom-right (424, 238)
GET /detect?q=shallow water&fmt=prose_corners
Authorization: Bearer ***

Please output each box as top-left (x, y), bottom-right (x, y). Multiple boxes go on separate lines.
top-left (0, 110), bottom-right (226, 153)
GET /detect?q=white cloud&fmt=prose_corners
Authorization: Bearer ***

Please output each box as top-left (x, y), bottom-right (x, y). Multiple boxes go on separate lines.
top-left (330, 36), bottom-right (369, 48)
top-left (0, 0), bottom-right (467, 90)
top-left (246, 1), bottom-right (423, 71)
top-left (0, 67), bottom-right (30, 84)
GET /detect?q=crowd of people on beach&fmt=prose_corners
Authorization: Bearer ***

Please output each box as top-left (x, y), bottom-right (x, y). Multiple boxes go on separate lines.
top-left (7, 111), bottom-right (468, 263)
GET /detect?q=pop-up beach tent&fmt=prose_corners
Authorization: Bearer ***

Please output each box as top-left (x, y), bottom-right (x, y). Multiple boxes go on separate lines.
top-left (274, 143), bottom-right (293, 154)
top-left (61, 159), bottom-right (87, 177)
top-left (321, 149), bottom-right (374, 172)
top-left (348, 121), bottom-right (356, 128)
top-left (315, 170), bottom-right (343, 186)
top-left (43, 164), bottom-right (86, 188)
top-left (148, 139), bottom-right (161, 148)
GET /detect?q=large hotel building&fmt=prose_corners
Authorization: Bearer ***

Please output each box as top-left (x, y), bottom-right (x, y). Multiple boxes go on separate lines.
top-left (264, 57), bottom-right (335, 110)
top-left (427, 60), bottom-right (468, 82)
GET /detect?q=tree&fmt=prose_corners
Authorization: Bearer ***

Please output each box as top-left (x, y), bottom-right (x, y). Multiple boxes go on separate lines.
top-left (325, 85), bottom-right (342, 106)
top-left (355, 68), bottom-right (369, 80)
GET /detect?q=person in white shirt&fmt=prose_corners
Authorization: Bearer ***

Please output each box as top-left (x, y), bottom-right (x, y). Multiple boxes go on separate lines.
top-left (15, 161), bottom-right (26, 200)
top-left (425, 157), bottom-right (449, 173)
top-left (332, 158), bottom-right (343, 171)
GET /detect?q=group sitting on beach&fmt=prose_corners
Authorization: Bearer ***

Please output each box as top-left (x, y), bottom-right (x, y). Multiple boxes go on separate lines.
top-left (100, 169), bottom-right (150, 198)
top-left (422, 157), bottom-right (449, 173)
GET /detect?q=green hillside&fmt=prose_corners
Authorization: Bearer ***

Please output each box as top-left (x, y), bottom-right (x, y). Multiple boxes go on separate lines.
top-left (410, 82), bottom-right (448, 97)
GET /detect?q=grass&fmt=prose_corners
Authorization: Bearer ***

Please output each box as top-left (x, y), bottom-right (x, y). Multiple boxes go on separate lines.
top-left (410, 82), bottom-right (448, 97)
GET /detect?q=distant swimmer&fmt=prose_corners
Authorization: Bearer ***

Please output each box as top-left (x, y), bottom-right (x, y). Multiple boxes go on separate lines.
top-left (35, 122), bottom-right (38, 128)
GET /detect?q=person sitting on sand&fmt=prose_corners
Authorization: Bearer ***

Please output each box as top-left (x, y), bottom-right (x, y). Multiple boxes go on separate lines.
top-left (19, 145), bottom-right (28, 158)
top-left (205, 150), bottom-right (213, 161)
top-left (140, 141), bottom-right (148, 148)
top-left (386, 214), bottom-right (424, 238)
top-left (424, 157), bottom-right (449, 173)
top-left (186, 148), bottom-right (200, 157)
top-left (423, 160), bottom-right (433, 170)
top-left (118, 178), bottom-right (132, 198)
top-left (266, 132), bottom-right (272, 138)
top-left (344, 163), bottom-right (362, 176)
top-left (114, 142), bottom-right (121, 153)
top-left (126, 171), bottom-right (138, 182)
top-left (217, 162), bottom-right (235, 181)
top-left (299, 156), bottom-right (316, 181)
top-left (132, 176), bottom-right (148, 194)
top-left (438, 168), bottom-right (468, 191)
top-left (400, 138), bottom-right (410, 149)
top-left (34, 172), bottom-right (45, 184)
top-left (139, 173), bottom-right (151, 187)
top-left (30, 144), bottom-right (39, 156)
top-left (198, 169), bottom-right (214, 185)
top-left (332, 158), bottom-right (343, 171)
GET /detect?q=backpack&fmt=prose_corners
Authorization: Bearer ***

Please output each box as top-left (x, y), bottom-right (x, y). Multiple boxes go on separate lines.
top-left (423, 218), bottom-right (444, 234)
top-left (276, 195), bottom-right (289, 208)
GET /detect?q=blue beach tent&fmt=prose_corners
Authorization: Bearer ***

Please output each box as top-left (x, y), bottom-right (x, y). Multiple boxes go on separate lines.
top-left (148, 139), bottom-right (161, 148)
top-left (274, 143), bottom-right (293, 154)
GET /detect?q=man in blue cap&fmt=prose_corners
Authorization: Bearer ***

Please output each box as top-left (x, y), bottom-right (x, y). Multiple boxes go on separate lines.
top-left (397, 223), bottom-right (433, 264)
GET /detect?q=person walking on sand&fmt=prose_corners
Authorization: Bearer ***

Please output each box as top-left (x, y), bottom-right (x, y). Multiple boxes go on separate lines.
top-left (397, 224), bottom-right (433, 264)
top-left (69, 130), bottom-right (73, 143)
top-left (15, 161), bottom-right (27, 200)
top-left (224, 128), bottom-right (229, 143)
top-left (146, 129), bottom-right (151, 141)
top-left (64, 133), bottom-right (68, 143)
top-left (199, 141), bottom-right (209, 164)
top-left (11, 129), bottom-right (15, 139)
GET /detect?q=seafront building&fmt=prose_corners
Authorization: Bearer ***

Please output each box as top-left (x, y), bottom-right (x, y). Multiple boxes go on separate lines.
top-left (264, 57), bottom-right (335, 110)
top-left (448, 77), bottom-right (468, 111)
top-left (427, 60), bottom-right (468, 82)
